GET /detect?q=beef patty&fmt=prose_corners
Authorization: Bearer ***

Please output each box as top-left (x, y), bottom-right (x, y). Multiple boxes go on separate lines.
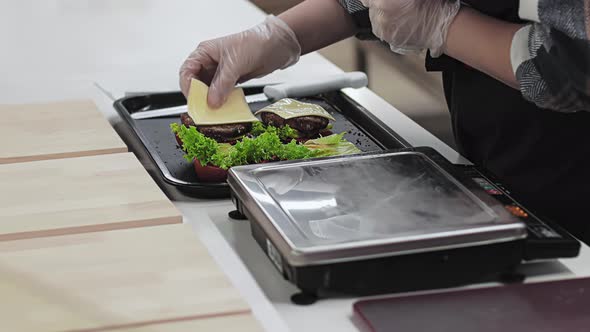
top-left (180, 112), bottom-right (196, 127)
top-left (260, 113), bottom-right (329, 137)
top-left (180, 113), bottom-right (252, 143)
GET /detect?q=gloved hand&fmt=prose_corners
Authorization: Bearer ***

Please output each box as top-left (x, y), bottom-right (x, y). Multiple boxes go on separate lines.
top-left (360, 0), bottom-right (461, 57)
top-left (179, 15), bottom-right (301, 108)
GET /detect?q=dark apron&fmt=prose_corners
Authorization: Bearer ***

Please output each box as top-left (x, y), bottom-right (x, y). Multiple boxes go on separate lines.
top-left (427, 1), bottom-right (590, 243)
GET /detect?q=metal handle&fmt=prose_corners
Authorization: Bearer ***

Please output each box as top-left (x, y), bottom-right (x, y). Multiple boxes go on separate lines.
top-left (263, 72), bottom-right (368, 101)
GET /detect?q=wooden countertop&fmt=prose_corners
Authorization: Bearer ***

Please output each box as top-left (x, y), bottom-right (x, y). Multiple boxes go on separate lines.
top-left (0, 152), bottom-right (182, 241)
top-left (0, 223), bottom-right (261, 331)
top-left (0, 100), bottom-right (127, 164)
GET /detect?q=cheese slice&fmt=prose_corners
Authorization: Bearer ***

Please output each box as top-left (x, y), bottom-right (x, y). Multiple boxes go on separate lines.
top-left (187, 79), bottom-right (259, 125)
top-left (254, 98), bottom-right (336, 121)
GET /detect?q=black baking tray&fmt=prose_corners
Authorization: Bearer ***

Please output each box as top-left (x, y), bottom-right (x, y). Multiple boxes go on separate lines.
top-left (113, 88), bottom-right (409, 198)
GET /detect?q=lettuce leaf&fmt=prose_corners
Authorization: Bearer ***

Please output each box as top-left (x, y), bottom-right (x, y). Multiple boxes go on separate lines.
top-left (171, 123), bottom-right (219, 164)
top-left (211, 131), bottom-right (318, 169)
top-left (250, 121), bottom-right (267, 136)
top-left (304, 133), bottom-right (362, 157)
top-left (277, 125), bottom-right (299, 140)
top-left (251, 121), bottom-right (299, 140)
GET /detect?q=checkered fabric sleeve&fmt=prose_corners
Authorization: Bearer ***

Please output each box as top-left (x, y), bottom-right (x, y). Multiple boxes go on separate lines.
top-left (337, 0), bottom-right (377, 40)
top-left (338, 0), bottom-right (590, 112)
top-left (511, 0), bottom-right (590, 112)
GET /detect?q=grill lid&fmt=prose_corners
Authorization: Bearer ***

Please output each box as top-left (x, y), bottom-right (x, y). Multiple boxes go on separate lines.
top-left (228, 150), bottom-right (526, 266)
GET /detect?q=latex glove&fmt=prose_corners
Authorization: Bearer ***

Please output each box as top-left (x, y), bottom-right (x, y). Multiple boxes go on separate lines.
top-left (360, 0), bottom-right (461, 57)
top-left (179, 15), bottom-right (301, 108)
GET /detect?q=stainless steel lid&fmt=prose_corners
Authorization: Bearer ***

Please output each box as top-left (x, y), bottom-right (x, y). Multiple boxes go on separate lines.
top-left (228, 151), bottom-right (526, 266)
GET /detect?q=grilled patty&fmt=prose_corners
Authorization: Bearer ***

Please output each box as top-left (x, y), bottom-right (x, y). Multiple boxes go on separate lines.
top-left (180, 112), bottom-right (196, 127)
top-left (260, 113), bottom-right (329, 137)
top-left (180, 113), bottom-right (252, 143)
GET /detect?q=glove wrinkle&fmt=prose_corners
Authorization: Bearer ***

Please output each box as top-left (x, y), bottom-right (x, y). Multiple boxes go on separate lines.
top-left (361, 0), bottom-right (461, 57)
top-left (178, 15), bottom-right (302, 107)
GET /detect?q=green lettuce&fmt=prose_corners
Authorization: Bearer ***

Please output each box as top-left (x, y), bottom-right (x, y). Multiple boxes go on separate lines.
top-left (304, 133), bottom-right (362, 157)
top-left (211, 131), bottom-right (317, 169)
top-left (171, 123), bottom-right (219, 164)
top-left (171, 123), bottom-right (360, 170)
top-left (251, 121), bottom-right (299, 140)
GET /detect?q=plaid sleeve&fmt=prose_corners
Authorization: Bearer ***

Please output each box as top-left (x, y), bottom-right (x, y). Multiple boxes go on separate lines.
top-left (337, 0), bottom-right (377, 40)
top-left (512, 0), bottom-right (590, 112)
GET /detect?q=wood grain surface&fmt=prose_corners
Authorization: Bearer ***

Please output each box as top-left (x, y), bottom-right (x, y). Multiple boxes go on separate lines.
top-left (0, 99), bottom-right (127, 164)
top-left (0, 224), bottom-right (258, 332)
top-left (111, 314), bottom-right (264, 332)
top-left (0, 153), bottom-right (182, 241)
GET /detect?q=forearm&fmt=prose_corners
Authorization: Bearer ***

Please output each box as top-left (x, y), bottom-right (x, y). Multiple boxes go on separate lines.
top-left (279, 0), bottom-right (358, 55)
top-left (445, 7), bottom-right (523, 89)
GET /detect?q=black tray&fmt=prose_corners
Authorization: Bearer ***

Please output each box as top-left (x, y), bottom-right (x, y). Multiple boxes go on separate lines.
top-left (114, 88), bottom-right (409, 198)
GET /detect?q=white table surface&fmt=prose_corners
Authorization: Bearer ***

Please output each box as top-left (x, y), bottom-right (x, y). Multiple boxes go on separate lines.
top-left (1, 1), bottom-right (589, 332)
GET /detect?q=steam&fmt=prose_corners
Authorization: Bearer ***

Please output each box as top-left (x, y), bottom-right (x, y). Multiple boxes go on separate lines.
top-left (259, 154), bottom-right (496, 245)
